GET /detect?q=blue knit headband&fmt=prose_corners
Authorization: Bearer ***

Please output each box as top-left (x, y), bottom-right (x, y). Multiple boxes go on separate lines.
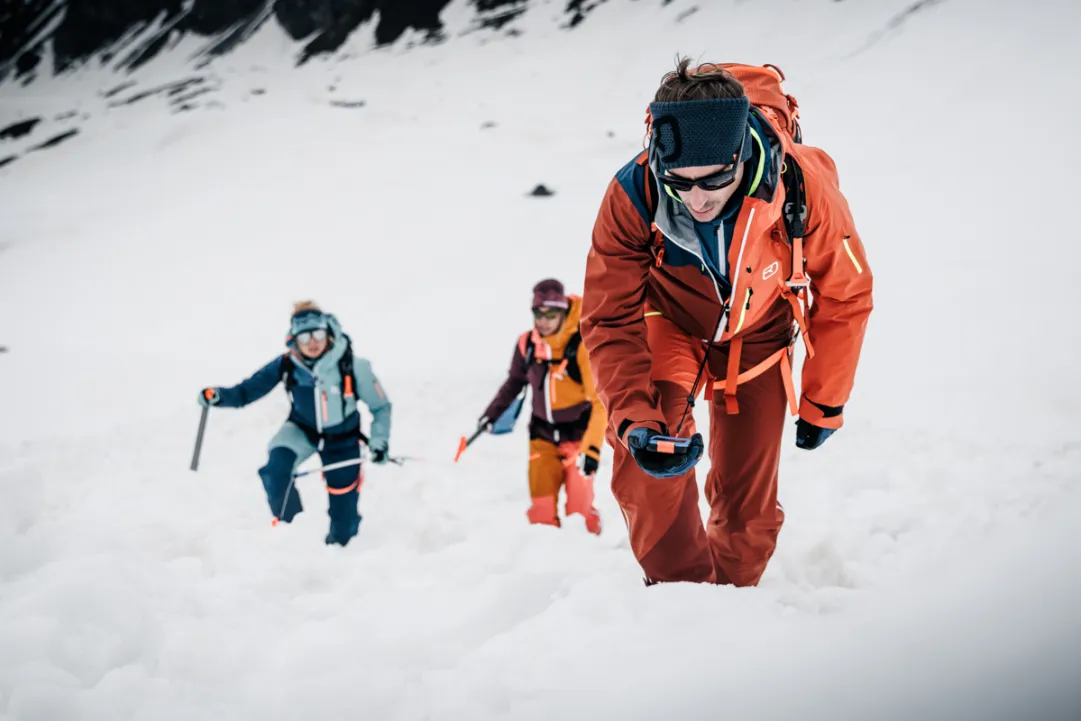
top-left (648, 97), bottom-right (752, 171)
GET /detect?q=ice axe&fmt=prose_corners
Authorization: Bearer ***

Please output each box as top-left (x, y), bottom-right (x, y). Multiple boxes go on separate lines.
top-left (455, 394), bottom-right (523, 462)
top-left (454, 426), bottom-right (486, 462)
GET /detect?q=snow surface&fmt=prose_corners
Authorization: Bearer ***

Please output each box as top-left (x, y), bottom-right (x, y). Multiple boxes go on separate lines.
top-left (1, 0), bottom-right (1080, 719)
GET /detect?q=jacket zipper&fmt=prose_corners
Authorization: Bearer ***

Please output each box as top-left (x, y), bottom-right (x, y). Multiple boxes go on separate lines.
top-left (708, 206), bottom-right (756, 342)
top-left (672, 230), bottom-right (730, 343)
top-left (298, 365), bottom-right (325, 434)
top-left (658, 218), bottom-right (728, 308)
top-left (291, 357), bottom-right (337, 434)
top-left (725, 207), bottom-right (754, 337)
top-left (544, 367), bottom-right (555, 424)
top-left (314, 374), bottom-right (325, 435)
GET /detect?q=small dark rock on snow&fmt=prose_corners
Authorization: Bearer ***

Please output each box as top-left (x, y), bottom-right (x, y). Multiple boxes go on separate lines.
top-left (30, 129), bottom-right (79, 152)
top-left (529, 184), bottom-right (555, 197)
top-left (0, 118), bottom-right (40, 141)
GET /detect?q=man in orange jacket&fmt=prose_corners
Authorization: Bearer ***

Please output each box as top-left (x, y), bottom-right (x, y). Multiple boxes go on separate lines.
top-left (580, 59), bottom-right (873, 586)
top-left (479, 279), bottom-right (605, 534)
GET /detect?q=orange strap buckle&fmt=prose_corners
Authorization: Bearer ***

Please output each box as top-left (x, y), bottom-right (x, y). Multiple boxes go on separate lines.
top-left (705, 343), bottom-right (798, 417)
top-left (787, 236), bottom-right (810, 289)
top-left (779, 277), bottom-right (815, 359)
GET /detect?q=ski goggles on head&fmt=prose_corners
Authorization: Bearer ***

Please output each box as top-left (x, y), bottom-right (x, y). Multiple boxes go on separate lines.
top-left (295, 329), bottom-right (328, 345)
top-left (532, 307), bottom-right (564, 320)
top-left (290, 310), bottom-right (329, 335)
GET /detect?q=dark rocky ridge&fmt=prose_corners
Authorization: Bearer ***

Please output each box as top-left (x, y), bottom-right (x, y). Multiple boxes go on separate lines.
top-left (0, 0), bottom-right (611, 84)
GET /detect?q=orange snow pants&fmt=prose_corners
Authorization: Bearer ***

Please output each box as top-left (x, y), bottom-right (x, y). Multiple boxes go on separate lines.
top-left (607, 301), bottom-right (793, 586)
top-left (527, 438), bottom-right (601, 533)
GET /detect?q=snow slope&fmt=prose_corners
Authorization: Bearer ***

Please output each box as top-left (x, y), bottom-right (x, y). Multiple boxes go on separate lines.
top-left (1, 0), bottom-right (1080, 719)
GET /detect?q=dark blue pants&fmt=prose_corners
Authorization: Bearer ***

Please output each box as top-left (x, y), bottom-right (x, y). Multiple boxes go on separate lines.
top-left (258, 423), bottom-right (363, 546)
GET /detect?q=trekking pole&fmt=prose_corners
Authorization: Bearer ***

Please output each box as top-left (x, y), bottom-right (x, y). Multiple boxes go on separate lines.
top-left (273, 473), bottom-right (299, 527)
top-left (387, 454), bottom-right (431, 466)
top-left (190, 405), bottom-right (209, 472)
top-left (292, 457), bottom-right (365, 479)
top-left (454, 427), bottom-right (486, 463)
top-left (292, 453), bottom-right (422, 477)
top-left (272, 454), bottom-right (365, 527)
top-left (672, 302), bottom-right (729, 436)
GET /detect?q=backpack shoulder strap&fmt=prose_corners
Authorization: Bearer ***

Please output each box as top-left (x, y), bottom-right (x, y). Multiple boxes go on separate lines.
top-left (778, 153), bottom-right (814, 357)
top-left (781, 153), bottom-right (810, 289)
top-left (517, 331), bottom-right (535, 364)
top-left (337, 340), bottom-right (356, 398)
top-left (565, 330), bottom-right (583, 384)
top-left (281, 352), bottom-right (296, 391)
top-left (781, 153), bottom-right (806, 242)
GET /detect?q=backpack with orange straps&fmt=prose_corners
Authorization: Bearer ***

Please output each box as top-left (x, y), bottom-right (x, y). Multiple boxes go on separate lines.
top-left (640, 63), bottom-right (816, 417)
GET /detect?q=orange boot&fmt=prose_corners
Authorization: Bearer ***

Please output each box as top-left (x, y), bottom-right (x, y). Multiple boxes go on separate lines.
top-left (566, 472), bottom-right (602, 535)
top-left (526, 496), bottom-right (560, 527)
top-left (562, 442), bottom-right (602, 535)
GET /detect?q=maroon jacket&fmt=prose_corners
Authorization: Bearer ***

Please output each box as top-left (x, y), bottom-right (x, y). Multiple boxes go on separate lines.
top-left (483, 296), bottom-right (607, 452)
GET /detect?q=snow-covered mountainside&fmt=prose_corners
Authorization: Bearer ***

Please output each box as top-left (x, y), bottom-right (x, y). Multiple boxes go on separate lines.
top-left (1, 1), bottom-right (1079, 719)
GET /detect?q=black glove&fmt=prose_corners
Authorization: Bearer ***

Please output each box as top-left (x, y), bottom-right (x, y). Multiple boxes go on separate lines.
top-left (626, 426), bottom-right (704, 479)
top-left (580, 447), bottom-right (600, 477)
top-left (477, 415), bottom-right (493, 433)
top-left (371, 447), bottom-right (388, 464)
top-left (198, 387), bottom-right (221, 407)
top-left (795, 419), bottom-right (836, 450)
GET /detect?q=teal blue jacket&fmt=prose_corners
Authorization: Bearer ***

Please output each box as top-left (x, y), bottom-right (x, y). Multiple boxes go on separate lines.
top-left (216, 316), bottom-right (391, 449)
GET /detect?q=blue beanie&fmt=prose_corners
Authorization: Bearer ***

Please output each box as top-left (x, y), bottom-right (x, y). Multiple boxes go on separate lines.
top-left (648, 97), bottom-right (752, 172)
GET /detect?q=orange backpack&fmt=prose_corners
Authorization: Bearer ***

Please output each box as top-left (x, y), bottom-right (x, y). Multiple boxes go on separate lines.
top-left (720, 63), bottom-right (803, 143)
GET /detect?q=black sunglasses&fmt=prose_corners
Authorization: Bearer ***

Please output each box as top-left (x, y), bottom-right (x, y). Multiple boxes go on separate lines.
top-left (656, 132), bottom-right (746, 193)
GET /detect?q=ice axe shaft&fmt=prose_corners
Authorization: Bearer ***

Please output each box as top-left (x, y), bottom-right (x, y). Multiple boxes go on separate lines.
top-left (293, 457), bottom-right (363, 479)
top-left (190, 405), bottom-right (209, 472)
top-left (293, 454), bottom-right (415, 478)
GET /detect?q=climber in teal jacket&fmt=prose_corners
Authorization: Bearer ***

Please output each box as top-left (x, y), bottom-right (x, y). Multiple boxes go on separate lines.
top-left (198, 301), bottom-right (392, 546)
